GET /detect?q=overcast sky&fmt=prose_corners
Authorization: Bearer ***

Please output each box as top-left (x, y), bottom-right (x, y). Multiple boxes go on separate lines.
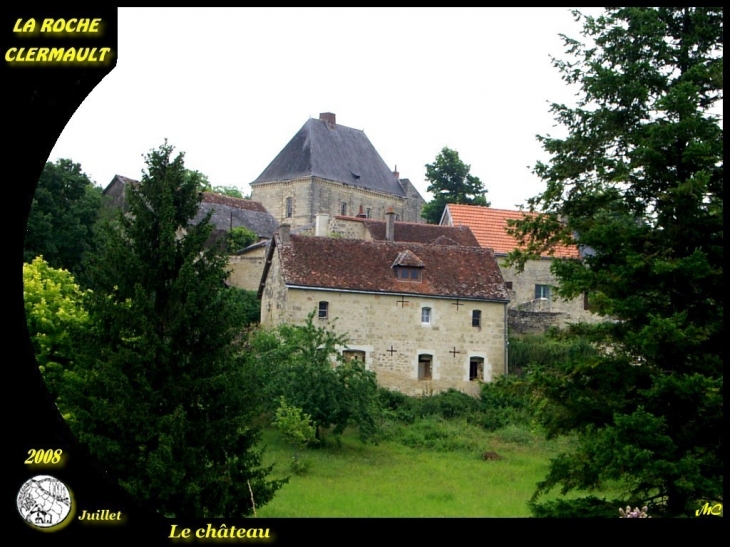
top-left (48, 7), bottom-right (606, 211)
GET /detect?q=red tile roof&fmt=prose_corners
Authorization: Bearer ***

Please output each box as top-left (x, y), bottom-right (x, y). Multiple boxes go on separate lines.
top-left (444, 204), bottom-right (580, 259)
top-left (276, 235), bottom-right (508, 301)
top-left (334, 216), bottom-right (480, 246)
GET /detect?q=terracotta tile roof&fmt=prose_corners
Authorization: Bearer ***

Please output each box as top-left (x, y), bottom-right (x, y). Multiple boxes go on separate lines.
top-left (445, 204), bottom-right (580, 259)
top-left (276, 235), bottom-right (508, 301)
top-left (334, 216), bottom-right (480, 246)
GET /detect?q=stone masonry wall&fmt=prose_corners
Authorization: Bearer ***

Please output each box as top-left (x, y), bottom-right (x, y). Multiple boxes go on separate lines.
top-left (260, 254), bottom-right (507, 397)
top-left (226, 246), bottom-right (267, 292)
top-left (499, 256), bottom-right (599, 328)
top-left (251, 177), bottom-right (424, 229)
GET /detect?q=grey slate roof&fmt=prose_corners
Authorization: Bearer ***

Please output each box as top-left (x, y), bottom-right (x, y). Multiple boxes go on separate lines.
top-left (251, 117), bottom-right (407, 197)
top-left (194, 193), bottom-right (278, 239)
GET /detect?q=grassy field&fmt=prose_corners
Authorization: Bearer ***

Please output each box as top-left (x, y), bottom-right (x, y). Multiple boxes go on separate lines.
top-left (254, 421), bottom-right (587, 518)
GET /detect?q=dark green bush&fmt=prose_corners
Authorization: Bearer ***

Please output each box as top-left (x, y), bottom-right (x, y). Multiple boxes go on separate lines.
top-left (529, 496), bottom-right (626, 518)
top-left (508, 332), bottom-right (597, 375)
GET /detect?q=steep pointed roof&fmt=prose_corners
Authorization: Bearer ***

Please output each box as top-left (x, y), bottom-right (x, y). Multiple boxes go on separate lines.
top-left (251, 113), bottom-right (407, 197)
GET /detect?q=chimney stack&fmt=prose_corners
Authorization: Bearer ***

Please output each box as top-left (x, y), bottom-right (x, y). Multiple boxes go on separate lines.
top-left (393, 165), bottom-right (399, 179)
top-left (319, 112), bottom-right (336, 128)
top-left (279, 224), bottom-right (290, 244)
top-left (386, 208), bottom-right (395, 242)
top-left (356, 205), bottom-right (367, 218)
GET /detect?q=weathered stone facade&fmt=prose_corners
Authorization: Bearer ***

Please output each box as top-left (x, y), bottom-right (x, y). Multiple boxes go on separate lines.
top-left (252, 176), bottom-right (423, 228)
top-left (226, 244), bottom-right (268, 291)
top-left (259, 232), bottom-right (509, 397)
top-left (499, 257), bottom-right (599, 331)
top-left (262, 286), bottom-right (506, 396)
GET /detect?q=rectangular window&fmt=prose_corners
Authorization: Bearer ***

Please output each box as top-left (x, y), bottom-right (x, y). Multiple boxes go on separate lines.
top-left (505, 281), bottom-right (513, 290)
top-left (318, 301), bottom-right (328, 319)
top-left (285, 197), bottom-right (292, 218)
top-left (421, 307), bottom-right (431, 324)
top-left (469, 358), bottom-right (484, 381)
top-left (418, 355), bottom-right (433, 381)
top-left (535, 284), bottom-right (550, 302)
top-left (341, 202), bottom-right (347, 216)
top-left (366, 208), bottom-right (371, 218)
top-left (399, 268), bottom-right (410, 279)
top-left (472, 310), bottom-right (481, 327)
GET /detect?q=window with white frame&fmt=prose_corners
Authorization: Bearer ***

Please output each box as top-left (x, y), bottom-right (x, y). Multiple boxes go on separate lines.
top-left (418, 354), bottom-right (433, 381)
top-left (318, 301), bottom-right (329, 319)
top-left (421, 307), bottom-right (432, 325)
top-left (535, 284), bottom-right (550, 302)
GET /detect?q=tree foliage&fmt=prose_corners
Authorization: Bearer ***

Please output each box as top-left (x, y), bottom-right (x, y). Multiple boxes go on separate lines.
top-left (24, 158), bottom-right (102, 279)
top-left (249, 313), bottom-right (381, 443)
top-left (62, 142), bottom-right (285, 517)
top-left (421, 147), bottom-right (489, 224)
top-left (23, 256), bottom-right (89, 401)
top-left (228, 226), bottom-right (258, 253)
top-left (507, 8), bottom-right (723, 517)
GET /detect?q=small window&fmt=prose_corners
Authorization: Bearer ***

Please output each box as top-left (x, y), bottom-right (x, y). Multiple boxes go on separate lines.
top-left (418, 354), bottom-right (433, 381)
top-left (421, 307), bottom-right (431, 324)
top-left (285, 197), bottom-right (292, 218)
top-left (343, 350), bottom-right (366, 363)
top-left (535, 284), bottom-right (550, 302)
top-left (341, 202), bottom-right (347, 216)
top-left (505, 281), bottom-right (513, 290)
top-left (366, 208), bottom-right (371, 218)
top-left (469, 357), bottom-right (484, 381)
top-left (318, 301), bottom-right (328, 319)
top-left (472, 310), bottom-right (481, 327)
top-left (396, 267), bottom-right (422, 282)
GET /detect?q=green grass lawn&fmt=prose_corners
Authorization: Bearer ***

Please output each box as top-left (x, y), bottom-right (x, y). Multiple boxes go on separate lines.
top-left (254, 423), bottom-right (589, 518)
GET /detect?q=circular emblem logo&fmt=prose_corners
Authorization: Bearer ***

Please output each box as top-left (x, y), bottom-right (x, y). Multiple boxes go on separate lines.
top-left (17, 475), bottom-right (72, 529)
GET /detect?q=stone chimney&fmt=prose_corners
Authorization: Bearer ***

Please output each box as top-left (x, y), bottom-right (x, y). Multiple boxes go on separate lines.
top-left (356, 205), bottom-right (367, 218)
top-left (279, 223), bottom-right (290, 244)
top-left (319, 112), bottom-right (336, 128)
top-left (386, 208), bottom-right (395, 242)
top-left (315, 213), bottom-right (330, 237)
top-left (393, 165), bottom-right (399, 179)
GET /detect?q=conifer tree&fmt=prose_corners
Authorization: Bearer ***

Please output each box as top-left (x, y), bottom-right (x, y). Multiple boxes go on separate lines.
top-left (63, 142), bottom-right (285, 517)
top-left (508, 8), bottom-right (723, 517)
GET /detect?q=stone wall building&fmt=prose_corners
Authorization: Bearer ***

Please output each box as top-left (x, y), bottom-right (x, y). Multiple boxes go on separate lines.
top-left (250, 113), bottom-right (426, 229)
top-left (441, 203), bottom-right (598, 333)
top-left (258, 222), bottom-right (509, 396)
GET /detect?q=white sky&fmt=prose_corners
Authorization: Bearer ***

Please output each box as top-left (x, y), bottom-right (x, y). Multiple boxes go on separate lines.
top-left (48, 7), bottom-right (606, 211)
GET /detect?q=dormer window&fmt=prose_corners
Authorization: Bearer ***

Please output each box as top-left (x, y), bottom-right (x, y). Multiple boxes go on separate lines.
top-left (396, 267), bottom-right (422, 282)
top-left (392, 249), bottom-right (425, 283)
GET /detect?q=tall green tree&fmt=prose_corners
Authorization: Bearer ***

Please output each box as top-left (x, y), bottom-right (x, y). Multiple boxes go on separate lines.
top-left (63, 142), bottom-right (285, 517)
top-left (24, 158), bottom-right (102, 279)
top-left (421, 147), bottom-right (489, 224)
top-left (507, 8), bottom-right (723, 517)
